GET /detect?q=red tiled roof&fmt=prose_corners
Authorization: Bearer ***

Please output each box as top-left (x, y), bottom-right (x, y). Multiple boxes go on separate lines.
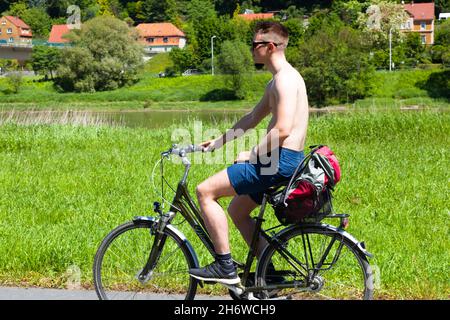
top-left (135, 23), bottom-right (185, 37)
top-left (238, 13), bottom-right (274, 21)
top-left (48, 25), bottom-right (71, 43)
top-left (403, 2), bottom-right (435, 20)
top-left (4, 15), bottom-right (32, 37)
top-left (5, 16), bottom-right (30, 29)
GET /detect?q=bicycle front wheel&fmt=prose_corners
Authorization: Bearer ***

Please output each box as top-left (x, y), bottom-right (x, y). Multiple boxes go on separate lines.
top-left (256, 225), bottom-right (374, 300)
top-left (93, 220), bottom-right (198, 300)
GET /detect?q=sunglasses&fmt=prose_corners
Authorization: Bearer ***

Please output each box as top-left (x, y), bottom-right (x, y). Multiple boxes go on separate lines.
top-left (251, 41), bottom-right (280, 50)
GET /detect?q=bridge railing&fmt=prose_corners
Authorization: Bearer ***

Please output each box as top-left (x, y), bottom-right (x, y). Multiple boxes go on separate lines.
top-left (0, 39), bottom-right (72, 48)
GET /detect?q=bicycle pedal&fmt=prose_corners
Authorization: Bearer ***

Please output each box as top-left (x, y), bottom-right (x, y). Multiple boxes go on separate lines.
top-left (224, 283), bottom-right (245, 296)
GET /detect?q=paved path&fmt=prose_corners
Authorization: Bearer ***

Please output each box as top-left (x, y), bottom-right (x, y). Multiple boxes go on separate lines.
top-left (0, 286), bottom-right (230, 300)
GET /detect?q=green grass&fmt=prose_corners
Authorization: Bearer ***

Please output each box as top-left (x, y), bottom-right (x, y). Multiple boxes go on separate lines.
top-left (368, 69), bottom-right (435, 99)
top-left (0, 110), bottom-right (448, 299)
top-left (0, 72), bottom-right (271, 110)
top-left (143, 53), bottom-right (173, 74)
top-left (1, 68), bottom-right (448, 112)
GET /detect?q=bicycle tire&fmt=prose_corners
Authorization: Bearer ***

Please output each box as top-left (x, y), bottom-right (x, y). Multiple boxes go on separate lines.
top-left (256, 224), bottom-right (374, 300)
top-left (93, 220), bottom-right (198, 300)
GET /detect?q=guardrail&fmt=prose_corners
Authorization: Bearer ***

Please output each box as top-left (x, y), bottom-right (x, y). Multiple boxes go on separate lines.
top-left (0, 40), bottom-right (72, 48)
top-left (0, 41), bottom-right (33, 48)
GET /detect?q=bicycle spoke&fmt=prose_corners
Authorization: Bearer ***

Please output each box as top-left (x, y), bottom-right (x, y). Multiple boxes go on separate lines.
top-left (257, 227), bottom-right (372, 300)
top-left (94, 223), bottom-right (196, 300)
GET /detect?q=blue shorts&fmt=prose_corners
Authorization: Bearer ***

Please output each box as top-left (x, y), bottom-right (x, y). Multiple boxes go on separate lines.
top-left (227, 147), bottom-right (304, 205)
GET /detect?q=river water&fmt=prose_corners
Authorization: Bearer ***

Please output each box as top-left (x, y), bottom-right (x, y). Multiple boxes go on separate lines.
top-left (0, 109), bottom-right (335, 129)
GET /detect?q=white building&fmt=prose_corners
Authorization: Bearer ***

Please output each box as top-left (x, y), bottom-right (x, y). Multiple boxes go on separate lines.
top-left (135, 22), bottom-right (186, 58)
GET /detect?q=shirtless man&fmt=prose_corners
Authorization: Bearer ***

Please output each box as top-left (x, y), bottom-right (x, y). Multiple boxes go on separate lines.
top-left (189, 21), bottom-right (309, 285)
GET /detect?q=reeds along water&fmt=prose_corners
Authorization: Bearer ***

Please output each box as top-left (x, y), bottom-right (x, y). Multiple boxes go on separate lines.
top-left (0, 109), bottom-right (121, 127)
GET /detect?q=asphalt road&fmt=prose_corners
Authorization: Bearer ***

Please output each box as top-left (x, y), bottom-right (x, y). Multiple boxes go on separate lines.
top-left (0, 286), bottom-right (230, 300)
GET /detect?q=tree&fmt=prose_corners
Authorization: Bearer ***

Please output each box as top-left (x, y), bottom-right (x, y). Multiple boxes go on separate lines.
top-left (142, 0), bottom-right (178, 22)
top-left (332, 0), bottom-right (367, 28)
top-left (187, 0), bottom-right (216, 23)
top-left (3, 2), bottom-right (52, 38)
top-left (280, 5), bottom-right (306, 21)
top-left (97, 0), bottom-right (125, 16)
top-left (22, 6), bottom-right (52, 38)
top-left (292, 25), bottom-right (374, 107)
top-left (31, 45), bottom-right (62, 80)
top-left (216, 40), bottom-right (254, 99)
top-left (282, 18), bottom-right (304, 48)
top-left (357, 0), bottom-right (409, 48)
top-left (5, 72), bottom-right (23, 94)
top-left (213, 0), bottom-right (239, 16)
top-left (435, 19), bottom-right (450, 47)
top-left (169, 47), bottom-right (198, 74)
top-left (54, 15), bottom-right (144, 92)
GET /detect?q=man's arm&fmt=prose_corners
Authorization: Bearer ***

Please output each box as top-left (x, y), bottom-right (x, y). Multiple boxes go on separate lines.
top-left (212, 86), bottom-right (271, 150)
top-left (252, 76), bottom-right (297, 157)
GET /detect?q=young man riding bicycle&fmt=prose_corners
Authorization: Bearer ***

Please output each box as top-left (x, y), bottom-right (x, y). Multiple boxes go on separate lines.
top-left (189, 21), bottom-right (309, 285)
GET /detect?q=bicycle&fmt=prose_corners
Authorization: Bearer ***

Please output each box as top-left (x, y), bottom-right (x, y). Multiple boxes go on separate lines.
top-left (93, 144), bottom-right (375, 300)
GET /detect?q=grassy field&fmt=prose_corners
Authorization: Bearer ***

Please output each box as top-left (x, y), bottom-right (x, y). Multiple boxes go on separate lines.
top-left (0, 110), bottom-right (448, 299)
top-left (0, 71), bottom-right (269, 110)
top-left (0, 67), bottom-right (448, 111)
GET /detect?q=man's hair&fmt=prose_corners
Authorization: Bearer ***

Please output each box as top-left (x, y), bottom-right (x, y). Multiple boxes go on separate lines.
top-left (254, 21), bottom-right (289, 46)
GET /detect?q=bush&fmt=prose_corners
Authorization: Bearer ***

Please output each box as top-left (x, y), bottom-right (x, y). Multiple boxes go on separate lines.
top-left (418, 70), bottom-right (450, 100)
top-left (293, 25), bottom-right (374, 107)
top-left (54, 16), bottom-right (144, 93)
top-left (216, 40), bottom-right (254, 99)
top-left (169, 47), bottom-right (198, 74)
top-left (442, 50), bottom-right (450, 68)
top-left (31, 45), bottom-right (62, 80)
top-left (3, 72), bottom-right (23, 94)
top-left (164, 66), bottom-right (177, 78)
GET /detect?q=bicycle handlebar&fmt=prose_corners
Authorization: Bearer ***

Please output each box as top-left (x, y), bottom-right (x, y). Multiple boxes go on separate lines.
top-left (162, 144), bottom-right (205, 157)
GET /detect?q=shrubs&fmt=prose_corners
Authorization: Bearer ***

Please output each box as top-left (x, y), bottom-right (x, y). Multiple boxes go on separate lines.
top-left (292, 24), bottom-right (374, 107)
top-left (1, 72), bottom-right (23, 95)
top-left (54, 16), bottom-right (144, 93)
top-left (418, 70), bottom-right (450, 100)
top-left (216, 40), bottom-right (254, 99)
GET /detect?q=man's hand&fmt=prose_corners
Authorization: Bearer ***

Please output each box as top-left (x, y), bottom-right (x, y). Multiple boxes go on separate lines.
top-left (200, 139), bottom-right (217, 152)
top-left (234, 148), bottom-right (257, 163)
top-left (235, 151), bottom-right (250, 163)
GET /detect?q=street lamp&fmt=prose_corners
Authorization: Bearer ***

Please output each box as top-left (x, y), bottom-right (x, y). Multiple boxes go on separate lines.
top-left (389, 27), bottom-right (393, 71)
top-left (211, 35), bottom-right (217, 76)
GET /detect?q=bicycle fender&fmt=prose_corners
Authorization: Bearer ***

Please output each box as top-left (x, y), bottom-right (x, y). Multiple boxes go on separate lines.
top-left (132, 216), bottom-right (200, 268)
top-left (271, 223), bottom-right (373, 259)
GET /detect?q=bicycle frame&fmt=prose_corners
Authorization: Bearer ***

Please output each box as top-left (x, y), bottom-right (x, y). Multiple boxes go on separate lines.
top-left (149, 153), bottom-right (313, 292)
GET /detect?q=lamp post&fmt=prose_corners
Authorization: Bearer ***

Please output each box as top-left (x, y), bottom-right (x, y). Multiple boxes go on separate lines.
top-left (389, 27), bottom-right (393, 71)
top-left (211, 35), bottom-right (217, 76)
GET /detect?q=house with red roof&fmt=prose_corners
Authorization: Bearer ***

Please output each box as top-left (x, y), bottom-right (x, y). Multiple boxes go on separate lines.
top-left (0, 15), bottom-right (32, 45)
top-left (238, 10), bottom-right (275, 21)
top-left (400, 1), bottom-right (435, 45)
top-left (135, 22), bottom-right (186, 55)
top-left (48, 24), bottom-right (72, 45)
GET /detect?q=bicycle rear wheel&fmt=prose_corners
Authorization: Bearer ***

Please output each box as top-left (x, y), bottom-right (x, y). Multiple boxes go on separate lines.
top-left (256, 225), bottom-right (374, 300)
top-left (93, 220), bottom-right (198, 300)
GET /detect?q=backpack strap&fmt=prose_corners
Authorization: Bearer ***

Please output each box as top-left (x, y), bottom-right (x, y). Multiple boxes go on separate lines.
top-left (313, 153), bottom-right (336, 187)
top-left (279, 145), bottom-right (323, 206)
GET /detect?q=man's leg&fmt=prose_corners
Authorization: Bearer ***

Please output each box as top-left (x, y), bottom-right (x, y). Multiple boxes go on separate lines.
top-left (227, 195), bottom-right (268, 258)
top-left (195, 168), bottom-right (237, 254)
top-left (190, 169), bottom-right (240, 284)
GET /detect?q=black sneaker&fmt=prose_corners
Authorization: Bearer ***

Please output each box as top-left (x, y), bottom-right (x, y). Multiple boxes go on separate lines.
top-left (189, 261), bottom-right (240, 285)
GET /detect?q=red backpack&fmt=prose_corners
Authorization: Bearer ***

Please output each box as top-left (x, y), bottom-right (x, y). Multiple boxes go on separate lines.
top-left (269, 145), bottom-right (341, 224)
